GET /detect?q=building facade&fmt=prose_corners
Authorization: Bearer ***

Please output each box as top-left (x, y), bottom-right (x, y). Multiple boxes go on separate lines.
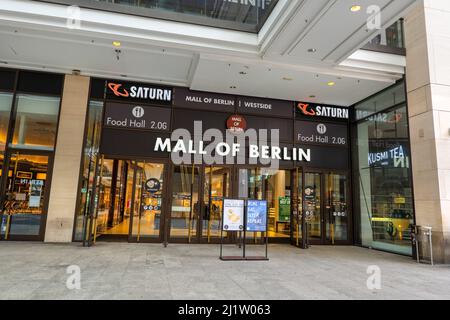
top-left (0, 0), bottom-right (449, 263)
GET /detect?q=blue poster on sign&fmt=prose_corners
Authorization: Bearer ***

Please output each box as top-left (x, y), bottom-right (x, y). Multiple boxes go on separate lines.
top-left (246, 200), bottom-right (268, 232)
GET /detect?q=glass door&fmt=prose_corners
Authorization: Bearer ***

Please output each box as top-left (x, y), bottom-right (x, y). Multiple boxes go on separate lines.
top-left (0, 152), bottom-right (50, 240)
top-left (169, 165), bottom-right (200, 242)
top-left (237, 168), bottom-right (291, 242)
top-left (324, 173), bottom-right (349, 244)
top-left (201, 166), bottom-right (231, 243)
top-left (304, 172), bottom-right (322, 242)
top-left (294, 171), bottom-right (350, 245)
top-left (130, 162), bottom-right (165, 242)
top-left (86, 159), bottom-right (166, 244)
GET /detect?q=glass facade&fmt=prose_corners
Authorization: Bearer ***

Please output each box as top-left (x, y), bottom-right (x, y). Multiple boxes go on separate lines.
top-left (0, 69), bottom-right (63, 241)
top-left (38, 0), bottom-right (278, 32)
top-left (352, 80), bottom-right (414, 255)
top-left (75, 77), bottom-right (415, 257)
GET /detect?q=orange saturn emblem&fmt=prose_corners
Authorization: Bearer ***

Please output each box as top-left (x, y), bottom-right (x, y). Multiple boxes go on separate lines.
top-left (108, 83), bottom-right (129, 97)
top-left (297, 103), bottom-right (316, 116)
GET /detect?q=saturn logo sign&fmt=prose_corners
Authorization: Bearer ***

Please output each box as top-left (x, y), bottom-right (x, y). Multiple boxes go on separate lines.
top-left (297, 103), bottom-right (316, 116)
top-left (108, 83), bottom-right (129, 97)
top-left (132, 106), bottom-right (145, 118)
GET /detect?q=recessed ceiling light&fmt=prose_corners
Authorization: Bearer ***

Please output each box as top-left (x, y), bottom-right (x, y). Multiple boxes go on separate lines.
top-left (112, 41), bottom-right (121, 47)
top-left (327, 81), bottom-right (336, 86)
top-left (350, 5), bottom-right (361, 12)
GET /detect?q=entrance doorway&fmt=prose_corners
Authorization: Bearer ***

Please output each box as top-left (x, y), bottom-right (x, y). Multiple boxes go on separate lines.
top-left (87, 158), bottom-right (167, 243)
top-left (83, 161), bottom-right (351, 246)
top-left (293, 170), bottom-right (350, 245)
top-left (169, 165), bottom-right (231, 243)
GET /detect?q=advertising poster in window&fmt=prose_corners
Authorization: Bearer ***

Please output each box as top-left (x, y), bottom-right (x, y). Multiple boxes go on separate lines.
top-left (278, 197), bottom-right (291, 222)
top-left (222, 199), bottom-right (244, 231)
top-left (246, 200), bottom-right (268, 232)
top-left (29, 180), bottom-right (43, 208)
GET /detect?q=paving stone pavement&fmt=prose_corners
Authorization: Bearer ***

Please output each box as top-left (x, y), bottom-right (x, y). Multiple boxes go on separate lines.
top-left (0, 242), bottom-right (449, 300)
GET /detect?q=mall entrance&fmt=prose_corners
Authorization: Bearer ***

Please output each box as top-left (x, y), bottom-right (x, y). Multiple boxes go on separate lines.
top-left (292, 170), bottom-right (351, 246)
top-left (82, 160), bottom-right (351, 246)
top-left (83, 158), bottom-right (168, 244)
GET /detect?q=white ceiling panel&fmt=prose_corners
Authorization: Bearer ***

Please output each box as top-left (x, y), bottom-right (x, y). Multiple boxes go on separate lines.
top-left (190, 56), bottom-right (392, 106)
top-left (0, 27), bottom-right (194, 84)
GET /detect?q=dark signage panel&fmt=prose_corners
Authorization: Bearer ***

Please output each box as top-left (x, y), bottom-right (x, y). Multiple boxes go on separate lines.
top-left (296, 102), bottom-right (349, 121)
top-left (173, 87), bottom-right (236, 112)
top-left (172, 110), bottom-right (293, 142)
top-left (106, 80), bottom-right (173, 105)
top-left (295, 121), bottom-right (348, 147)
top-left (237, 96), bottom-right (293, 118)
top-left (297, 145), bottom-right (349, 170)
top-left (103, 102), bottom-right (172, 132)
top-left (100, 128), bottom-right (170, 159)
top-left (172, 109), bottom-right (229, 136)
top-left (246, 116), bottom-right (293, 142)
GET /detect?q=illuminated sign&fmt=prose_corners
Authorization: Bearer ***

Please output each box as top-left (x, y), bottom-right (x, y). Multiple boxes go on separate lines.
top-left (368, 145), bottom-right (409, 167)
top-left (103, 102), bottom-right (171, 131)
top-left (153, 138), bottom-right (312, 162)
top-left (296, 102), bottom-right (349, 120)
top-left (295, 121), bottom-right (348, 147)
top-left (106, 81), bottom-right (172, 105)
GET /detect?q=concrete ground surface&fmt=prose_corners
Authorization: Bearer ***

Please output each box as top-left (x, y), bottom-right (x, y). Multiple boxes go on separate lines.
top-left (0, 242), bottom-right (449, 300)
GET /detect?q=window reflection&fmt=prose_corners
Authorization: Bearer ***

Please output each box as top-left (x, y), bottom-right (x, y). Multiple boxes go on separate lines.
top-left (11, 95), bottom-right (60, 151)
top-left (355, 103), bottom-right (414, 255)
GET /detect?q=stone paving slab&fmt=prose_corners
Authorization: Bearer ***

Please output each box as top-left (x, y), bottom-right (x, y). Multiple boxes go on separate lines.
top-left (0, 242), bottom-right (449, 300)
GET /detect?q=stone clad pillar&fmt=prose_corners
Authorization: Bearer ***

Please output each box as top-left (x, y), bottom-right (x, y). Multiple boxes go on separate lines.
top-left (45, 74), bottom-right (89, 243)
top-left (405, 0), bottom-right (450, 263)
